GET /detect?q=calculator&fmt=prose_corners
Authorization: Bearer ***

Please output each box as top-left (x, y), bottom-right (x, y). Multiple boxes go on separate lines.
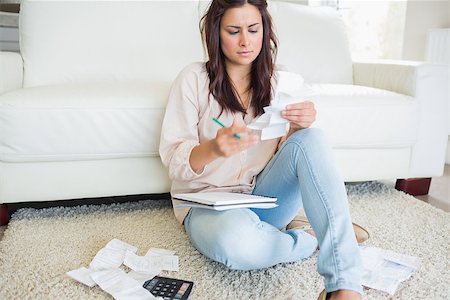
top-left (143, 276), bottom-right (194, 300)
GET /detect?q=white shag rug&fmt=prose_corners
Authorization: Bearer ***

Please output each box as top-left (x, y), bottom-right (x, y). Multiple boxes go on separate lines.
top-left (0, 182), bottom-right (449, 300)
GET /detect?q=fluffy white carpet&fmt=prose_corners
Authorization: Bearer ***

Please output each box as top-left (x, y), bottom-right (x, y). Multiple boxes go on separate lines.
top-left (0, 182), bottom-right (449, 299)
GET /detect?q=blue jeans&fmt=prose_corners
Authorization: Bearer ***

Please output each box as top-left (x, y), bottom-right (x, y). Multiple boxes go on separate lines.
top-left (184, 128), bottom-right (363, 294)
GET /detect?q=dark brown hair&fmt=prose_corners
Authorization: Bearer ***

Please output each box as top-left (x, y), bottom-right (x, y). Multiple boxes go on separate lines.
top-left (200, 0), bottom-right (278, 117)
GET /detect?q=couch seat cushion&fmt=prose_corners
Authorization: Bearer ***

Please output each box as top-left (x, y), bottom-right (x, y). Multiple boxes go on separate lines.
top-left (311, 84), bottom-right (419, 148)
top-left (0, 82), bottom-right (168, 162)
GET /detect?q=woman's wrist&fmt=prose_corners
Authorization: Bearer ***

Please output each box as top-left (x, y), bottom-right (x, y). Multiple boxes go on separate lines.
top-left (189, 139), bottom-right (221, 173)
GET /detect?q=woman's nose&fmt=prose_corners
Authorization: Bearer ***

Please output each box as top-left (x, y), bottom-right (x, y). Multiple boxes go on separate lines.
top-left (240, 32), bottom-right (250, 47)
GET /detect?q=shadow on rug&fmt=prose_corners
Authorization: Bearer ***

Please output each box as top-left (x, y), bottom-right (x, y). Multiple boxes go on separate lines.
top-left (0, 182), bottom-right (449, 299)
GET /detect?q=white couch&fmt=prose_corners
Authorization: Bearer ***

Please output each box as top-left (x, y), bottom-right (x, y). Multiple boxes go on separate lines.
top-left (0, 0), bottom-right (448, 222)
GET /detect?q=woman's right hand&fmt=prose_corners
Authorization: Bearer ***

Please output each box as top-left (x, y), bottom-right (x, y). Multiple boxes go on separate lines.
top-left (189, 117), bottom-right (260, 173)
top-left (212, 117), bottom-right (260, 157)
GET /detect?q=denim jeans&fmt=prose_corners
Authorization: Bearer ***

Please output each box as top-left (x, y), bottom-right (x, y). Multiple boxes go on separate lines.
top-left (184, 128), bottom-right (363, 294)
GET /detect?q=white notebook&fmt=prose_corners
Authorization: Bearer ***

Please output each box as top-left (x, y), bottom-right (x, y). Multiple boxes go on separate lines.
top-left (172, 192), bottom-right (277, 211)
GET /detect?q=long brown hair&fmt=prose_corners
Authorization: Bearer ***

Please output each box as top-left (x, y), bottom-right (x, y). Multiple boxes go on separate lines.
top-left (200, 0), bottom-right (278, 117)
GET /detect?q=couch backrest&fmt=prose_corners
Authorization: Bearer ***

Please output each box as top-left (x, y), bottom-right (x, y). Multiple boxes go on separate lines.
top-left (268, 1), bottom-right (353, 84)
top-left (20, 0), bottom-right (205, 88)
top-left (19, 0), bottom-right (353, 88)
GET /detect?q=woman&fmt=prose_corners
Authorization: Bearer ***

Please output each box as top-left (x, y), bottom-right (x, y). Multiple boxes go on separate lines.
top-left (159, 0), bottom-right (366, 299)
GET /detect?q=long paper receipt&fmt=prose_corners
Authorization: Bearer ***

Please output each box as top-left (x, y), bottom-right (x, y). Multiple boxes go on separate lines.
top-left (66, 239), bottom-right (179, 300)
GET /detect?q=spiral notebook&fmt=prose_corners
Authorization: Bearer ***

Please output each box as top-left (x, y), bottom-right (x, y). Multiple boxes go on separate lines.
top-left (173, 192), bottom-right (277, 211)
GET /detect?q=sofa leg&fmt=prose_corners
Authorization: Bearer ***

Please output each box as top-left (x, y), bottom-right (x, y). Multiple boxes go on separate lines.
top-left (0, 203), bottom-right (9, 226)
top-left (395, 178), bottom-right (432, 196)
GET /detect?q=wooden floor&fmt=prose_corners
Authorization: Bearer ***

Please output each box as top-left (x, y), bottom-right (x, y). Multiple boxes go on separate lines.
top-left (1, 165), bottom-right (449, 241)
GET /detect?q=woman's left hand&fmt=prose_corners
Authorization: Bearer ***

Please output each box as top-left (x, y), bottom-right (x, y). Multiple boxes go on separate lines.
top-left (281, 101), bottom-right (316, 131)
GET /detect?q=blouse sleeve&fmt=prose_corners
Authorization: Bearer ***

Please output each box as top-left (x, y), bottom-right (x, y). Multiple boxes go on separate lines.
top-left (159, 64), bottom-right (206, 181)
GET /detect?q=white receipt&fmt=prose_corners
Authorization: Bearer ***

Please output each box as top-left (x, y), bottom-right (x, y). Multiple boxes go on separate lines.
top-left (247, 71), bottom-right (315, 140)
top-left (66, 267), bottom-right (97, 287)
top-left (66, 239), bottom-right (176, 299)
top-left (360, 246), bottom-right (421, 295)
top-left (145, 248), bottom-right (176, 257)
top-left (90, 268), bottom-right (156, 300)
top-left (124, 251), bottom-right (163, 274)
top-left (148, 255), bottom-right (179, 272)
top-left (89, 239), bottom-right (138, 270)
top-left (127, 270), bottom-right (159, 286)
top-left (89, 248), bottom-right (127, 270)
top-left (106, 239), bottom-right (139, 253)
top-left (124, 251), bottom-right (179, 273)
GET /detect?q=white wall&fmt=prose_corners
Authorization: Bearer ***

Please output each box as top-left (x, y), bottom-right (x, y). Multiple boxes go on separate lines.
top-left (402, 0), bottom-right (450, 61)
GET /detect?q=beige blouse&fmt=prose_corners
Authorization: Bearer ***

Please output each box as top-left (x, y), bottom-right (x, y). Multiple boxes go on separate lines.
top-left (159, 62), bottom-right (282, 224)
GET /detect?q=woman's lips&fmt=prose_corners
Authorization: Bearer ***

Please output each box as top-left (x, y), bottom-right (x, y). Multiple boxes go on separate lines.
top-left (237, 51), bottom-right (252, 56)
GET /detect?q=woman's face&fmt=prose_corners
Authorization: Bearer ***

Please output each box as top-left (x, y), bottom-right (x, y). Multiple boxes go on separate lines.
top-left (219, 3), bottom-right (263, 70)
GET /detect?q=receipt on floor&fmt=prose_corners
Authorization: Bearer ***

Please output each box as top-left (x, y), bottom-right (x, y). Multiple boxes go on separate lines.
top-left (127, 270), bottom-right (159, 286)
top-left (66, 267), bottom-right (97, 287)
top-left (145, 247), bottom-right (176, 257)
top-left (360, 246), bottom-right (421, 295)
top-left (66, 239), bottom-right (177, 299)
top-left (124, 251), bottom-right (179, 273)
top-left (91, 268), bottom-right (156, 300)
top-left (89, 239), bottom-right (138, 270)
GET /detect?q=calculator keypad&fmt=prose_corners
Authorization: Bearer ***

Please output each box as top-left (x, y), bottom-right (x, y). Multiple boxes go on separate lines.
top-left (143, 276), bottom-right (193, 300)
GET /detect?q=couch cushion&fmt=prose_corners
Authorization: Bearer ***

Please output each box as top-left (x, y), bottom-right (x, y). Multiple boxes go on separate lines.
top-left (310, 84), bottom-right (419, 148)
top-left (0, 82), bottom-right (168, 162)
top-left (20, 1), bottom-right (204, 87)
top-left (268, 2), bottom-right (353, 84)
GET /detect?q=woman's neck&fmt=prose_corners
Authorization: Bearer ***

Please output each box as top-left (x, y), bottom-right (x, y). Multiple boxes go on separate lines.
top-left (225, 64), bottom-right (253, 114)
top-left (227, 66), bottom-right (251, 95)
top-left (226, 63), bottom-right (251, 84)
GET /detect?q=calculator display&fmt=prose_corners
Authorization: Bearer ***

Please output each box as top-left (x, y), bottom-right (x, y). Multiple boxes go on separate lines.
top-left (143, 276), bottom-right (194, 300)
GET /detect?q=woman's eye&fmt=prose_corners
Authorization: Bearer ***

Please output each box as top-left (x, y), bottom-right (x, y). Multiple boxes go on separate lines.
top-left (249, 30), bottom-right (258, 34)
top-left (229, 31), bottom-right (239, 35)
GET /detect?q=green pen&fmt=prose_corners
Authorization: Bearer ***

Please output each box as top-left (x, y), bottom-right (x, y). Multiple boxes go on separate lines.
top-left (212, 117), bottom-right (241, 139)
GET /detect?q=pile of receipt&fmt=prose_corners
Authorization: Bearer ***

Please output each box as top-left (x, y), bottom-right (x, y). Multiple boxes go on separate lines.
top-left (66, 239), bottom-right (179, 300)
top-left (360, 246), bottom-right (421, 295)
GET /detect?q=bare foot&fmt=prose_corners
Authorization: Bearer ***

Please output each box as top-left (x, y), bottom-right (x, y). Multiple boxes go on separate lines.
top-left (328, 290), bottom-right (361, 300)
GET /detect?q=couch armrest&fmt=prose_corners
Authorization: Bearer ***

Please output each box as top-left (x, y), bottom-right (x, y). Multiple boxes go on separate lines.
top-left (354, 59), bottom-right (448, 177)
top-left (353, 59), bottom-right (425, 96)
top-left (0, 51), bottom-right (23, 95)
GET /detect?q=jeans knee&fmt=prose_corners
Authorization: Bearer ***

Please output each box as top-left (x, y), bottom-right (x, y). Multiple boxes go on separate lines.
top-left (289, 128), bottom-right (326, 145)
top-left (213, 221), bottom-right (262, 270)
top-left (186, 209), bottom-right (263, 270)
top-left (286, 128), bottom-right (330, 154)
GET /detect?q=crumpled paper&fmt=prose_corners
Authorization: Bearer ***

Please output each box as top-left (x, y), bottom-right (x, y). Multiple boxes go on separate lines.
top-left (247, 71), bottom-right (315, 140)
top-left (66, 239), bottom-right (178, 300)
